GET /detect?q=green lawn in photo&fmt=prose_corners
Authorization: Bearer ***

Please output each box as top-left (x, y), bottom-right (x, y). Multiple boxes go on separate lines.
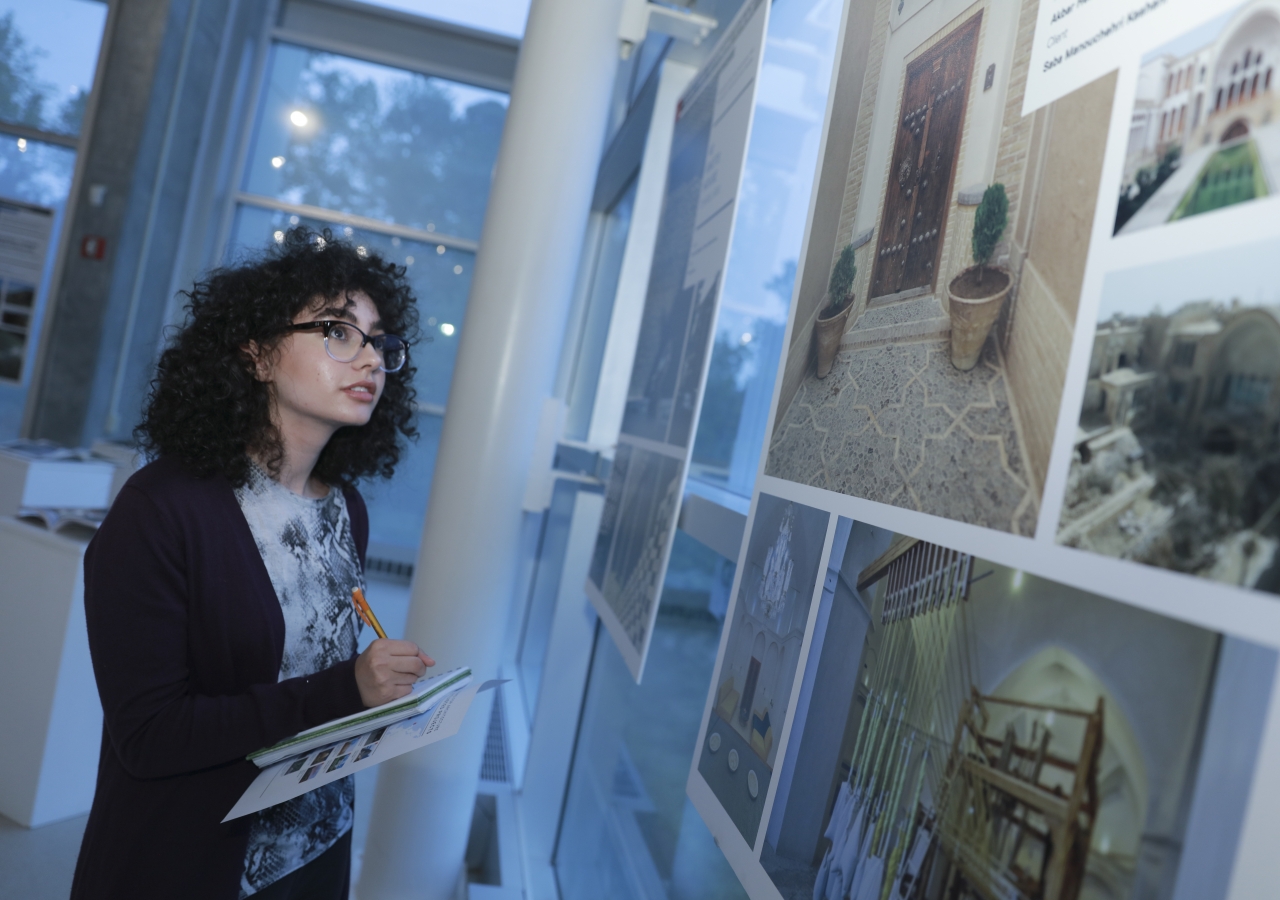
top-left (1170, 139), bottom-right (1269, 221)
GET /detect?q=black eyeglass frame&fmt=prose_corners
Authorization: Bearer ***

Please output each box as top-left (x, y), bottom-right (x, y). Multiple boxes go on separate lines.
top-left (281, 320), bottom-right (410, 373)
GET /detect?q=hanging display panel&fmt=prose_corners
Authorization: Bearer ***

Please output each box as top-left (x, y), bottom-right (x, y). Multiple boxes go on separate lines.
top-left (684, 0), bottom-right (1280, 896)
top-left (587, 0), bottom-right (770, 680)
top-left (693, 494), bottom-right (833, 849)
top-left (688, 516), bottom-right (1276, 900)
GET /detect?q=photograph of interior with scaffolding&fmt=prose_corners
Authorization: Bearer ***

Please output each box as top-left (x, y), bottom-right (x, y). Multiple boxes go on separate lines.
top-left (752, 519), bottom-right (1275, 900)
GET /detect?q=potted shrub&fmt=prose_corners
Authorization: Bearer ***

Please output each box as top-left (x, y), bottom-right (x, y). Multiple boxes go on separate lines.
top-left (948, 184), bottom-right (1012, 371)
top-left (814, 243), bottom-right (857, 378)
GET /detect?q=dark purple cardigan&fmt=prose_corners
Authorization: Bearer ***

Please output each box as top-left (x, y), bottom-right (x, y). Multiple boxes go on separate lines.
top-left (71, 458), bottom-right (369, 899)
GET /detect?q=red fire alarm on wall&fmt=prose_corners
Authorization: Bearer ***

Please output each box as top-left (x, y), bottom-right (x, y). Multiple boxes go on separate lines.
top-left (80, 235), bottom-right (107, 259)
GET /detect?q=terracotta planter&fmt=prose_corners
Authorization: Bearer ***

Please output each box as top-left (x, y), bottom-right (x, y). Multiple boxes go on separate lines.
top-left (947, 267), bottom-right (1012, 371)
top-left (814, 295), bottom-right (854, 378)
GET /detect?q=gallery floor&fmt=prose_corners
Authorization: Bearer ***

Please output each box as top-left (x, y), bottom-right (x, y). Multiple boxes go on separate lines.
top-left (767, 302), bottom-right (1037, 535)
top-left (0, 578), bottom-right (414, 900)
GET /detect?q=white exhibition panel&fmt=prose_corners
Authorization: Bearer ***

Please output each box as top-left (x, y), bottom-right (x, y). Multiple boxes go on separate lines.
top-left (678, 1), bottom-right (1280, 899)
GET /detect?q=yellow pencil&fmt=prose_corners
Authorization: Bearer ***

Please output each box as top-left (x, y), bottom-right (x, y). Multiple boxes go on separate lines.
top-left (352, 587), bottom-right (388, 639)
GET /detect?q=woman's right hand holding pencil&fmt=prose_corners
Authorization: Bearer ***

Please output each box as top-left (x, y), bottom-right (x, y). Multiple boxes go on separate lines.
top-left (355, 639), bottom-right (436, 707)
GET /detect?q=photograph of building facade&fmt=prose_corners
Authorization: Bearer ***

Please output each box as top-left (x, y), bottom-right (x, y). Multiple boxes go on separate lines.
top-left (696, 494), bottom-right (830, 846)
top-left (759, 522), bottom-right (1274, 900)
top-left (765, 0), bottom-right (1113, 535)
top-left (1117, 1), bottom-right (1280, 234)
top-left (1056, 240), bottom-right (1280, 593)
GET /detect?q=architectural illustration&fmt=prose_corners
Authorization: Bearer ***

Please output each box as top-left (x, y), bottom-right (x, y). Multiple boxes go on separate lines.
top-left (761, 524), bottom-right (1274, 900)
top-left (1117, 0), bottom-right (1280, 234)
top-left (697, 495), bottom-right (829, 846)
top-left (766, 0), bottom-right (1113, 535)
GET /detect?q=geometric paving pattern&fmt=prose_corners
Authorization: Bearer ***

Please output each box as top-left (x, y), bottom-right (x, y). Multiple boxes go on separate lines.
top-left (766, 334), bottom-right (1038, 535)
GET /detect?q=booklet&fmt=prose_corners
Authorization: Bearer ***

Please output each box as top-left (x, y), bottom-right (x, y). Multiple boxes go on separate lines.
top-left (225, 677), bottom-right (505, 822)
top-left (248, 666), bottom-right (472, 768)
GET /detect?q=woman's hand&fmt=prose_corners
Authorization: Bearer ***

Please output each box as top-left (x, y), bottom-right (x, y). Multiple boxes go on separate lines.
top-left (354, 639), bottom-right (436, 707)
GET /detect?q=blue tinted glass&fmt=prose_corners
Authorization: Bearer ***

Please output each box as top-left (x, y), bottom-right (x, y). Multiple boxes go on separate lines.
top-left (564, 178), bottom-right (637, 441)
top-left (689, 0), bottom-right (840, 498)
top-left (228, 204), bottom-right (472, 409)
top-left (0, 136), bottom-right (73, 438)
top-left (556, 531), bottom-right (744, 900)
top-left (244, 43), bottom-right (508, 242)
top-left (0, 0), bottom-right (106, 136)
top-left (516, 479), bottom-right (585, 719)
top-left (0, 133), bottom-right (75, 207)
top-left (359, 411), bottom-right (443, 552)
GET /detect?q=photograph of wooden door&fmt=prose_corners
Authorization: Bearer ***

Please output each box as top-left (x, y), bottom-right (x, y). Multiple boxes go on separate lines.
top-left (870, 12), bottom-right (982, 301)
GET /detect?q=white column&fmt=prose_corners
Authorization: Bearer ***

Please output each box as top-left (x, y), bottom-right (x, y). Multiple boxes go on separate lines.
top-left (357, 0), bottom-right (627, 897)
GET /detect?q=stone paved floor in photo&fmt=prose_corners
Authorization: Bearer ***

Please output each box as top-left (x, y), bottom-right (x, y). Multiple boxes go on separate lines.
top-left (766, 313), bottom-right (1038, 535)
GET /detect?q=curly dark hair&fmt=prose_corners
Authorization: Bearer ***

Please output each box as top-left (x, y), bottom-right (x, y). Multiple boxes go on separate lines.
top-left (136, 227), bottom-right (421, 487)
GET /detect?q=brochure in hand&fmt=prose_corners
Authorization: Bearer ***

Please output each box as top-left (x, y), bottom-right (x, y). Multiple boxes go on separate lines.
top-left (227, 675), bottom-right (504, 822)
top-left (248, 666), bottom-right (472, 768)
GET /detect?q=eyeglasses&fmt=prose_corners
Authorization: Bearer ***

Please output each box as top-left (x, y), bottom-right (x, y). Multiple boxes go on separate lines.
top-left (282, 320), bottom-right (408, 373)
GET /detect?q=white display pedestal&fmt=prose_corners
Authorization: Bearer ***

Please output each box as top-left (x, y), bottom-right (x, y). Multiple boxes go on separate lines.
top-left (0, 518), bottom-right (102, 827)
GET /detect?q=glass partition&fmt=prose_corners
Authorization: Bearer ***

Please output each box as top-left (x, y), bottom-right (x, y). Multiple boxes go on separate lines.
top-left (555, 531), bottom-right (746, 900)
top-left (564, 177), bottom-right (638, 441)
top-left (689, 0), bottom-right (840, 498)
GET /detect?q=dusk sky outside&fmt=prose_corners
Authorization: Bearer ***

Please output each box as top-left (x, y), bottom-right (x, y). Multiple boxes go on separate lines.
top-left (2, 0), bottom-right (106, 123)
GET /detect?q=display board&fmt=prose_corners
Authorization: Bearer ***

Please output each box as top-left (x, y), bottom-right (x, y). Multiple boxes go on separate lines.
top-left (587, 0), bottom-right (770, 681)
top-left (688, 0), bottom-right (1280, 898)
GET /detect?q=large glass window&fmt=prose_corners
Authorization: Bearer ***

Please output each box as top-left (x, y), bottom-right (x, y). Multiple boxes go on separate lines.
top-left (228, 43), bottom-right (507, 554)
top-left (0, 0), bottom-right (106, 138)
top-left (0, 0), bottom-right (107, 438)
top-left (244, 44), bottom-right (507, 241)
top-left (555, 532), bottom-right (746, 900)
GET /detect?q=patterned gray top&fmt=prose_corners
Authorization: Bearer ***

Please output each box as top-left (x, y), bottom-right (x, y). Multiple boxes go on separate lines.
top-left (235, 465), bottom-right (364, 897)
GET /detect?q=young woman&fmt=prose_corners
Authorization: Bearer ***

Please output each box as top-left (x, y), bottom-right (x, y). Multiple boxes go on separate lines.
top-left (72, 229), bottom-right (434, 899)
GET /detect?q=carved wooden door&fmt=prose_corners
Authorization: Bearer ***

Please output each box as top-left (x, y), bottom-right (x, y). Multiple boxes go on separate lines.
top-left (870, 12), bottom-right (981, 301)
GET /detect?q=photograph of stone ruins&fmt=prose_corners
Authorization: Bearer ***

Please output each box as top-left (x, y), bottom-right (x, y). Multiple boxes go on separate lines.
top-left (766, 0), bottom-right (1112, 535)
top-left (1057, 240), bottom-right (1280, 594)
top-left (1116, 0), bottom-right (1280, 235)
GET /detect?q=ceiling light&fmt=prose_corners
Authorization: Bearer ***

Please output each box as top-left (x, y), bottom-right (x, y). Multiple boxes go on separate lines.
top-left (453, 265), bottom-right (463, 275)
top-left (289, 110), bottom-right (308, 127)
top-left (273, 230), bottom-right (285, 243)
top-left (440, 323), bottom-right (455, 336)
top-left (271, 156), bottom-right (285, 168)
